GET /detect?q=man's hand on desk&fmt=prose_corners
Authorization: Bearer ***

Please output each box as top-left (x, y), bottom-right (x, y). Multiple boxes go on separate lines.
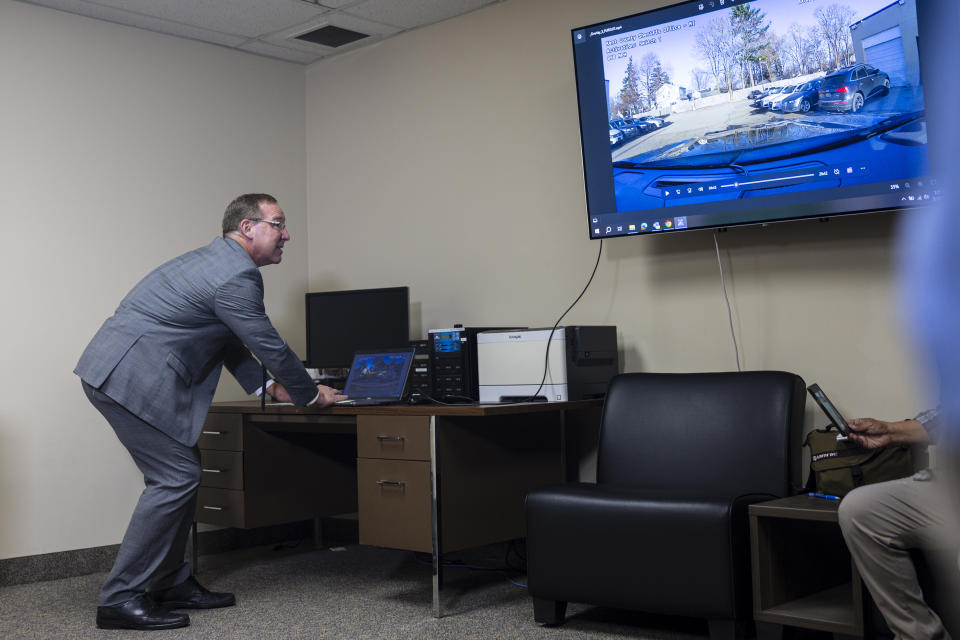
top-left (267, 382), bottom-right (292, 403)
top-left (268, 382), bottom-right (346, 407)
top-left (311, 384), bottom-right (347, 408)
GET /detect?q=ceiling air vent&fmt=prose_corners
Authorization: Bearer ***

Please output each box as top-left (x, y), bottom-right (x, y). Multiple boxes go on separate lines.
top-left (294, 25), bottom-right (369, 47)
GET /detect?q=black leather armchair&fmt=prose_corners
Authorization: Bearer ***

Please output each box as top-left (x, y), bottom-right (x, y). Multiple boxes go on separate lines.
top-left (525, 371), bottom-right (806, 639)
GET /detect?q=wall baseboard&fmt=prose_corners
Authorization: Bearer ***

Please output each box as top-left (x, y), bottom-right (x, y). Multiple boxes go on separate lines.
top-left (0, 516), bottom-right (358, 588)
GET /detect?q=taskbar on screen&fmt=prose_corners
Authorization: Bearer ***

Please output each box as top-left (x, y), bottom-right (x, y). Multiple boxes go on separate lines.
top-left (588, 177), bottom-right (940, 238)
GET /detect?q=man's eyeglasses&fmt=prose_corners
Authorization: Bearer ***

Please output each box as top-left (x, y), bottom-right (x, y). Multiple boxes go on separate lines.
top-left (247, 218), bottom-right (286, 232)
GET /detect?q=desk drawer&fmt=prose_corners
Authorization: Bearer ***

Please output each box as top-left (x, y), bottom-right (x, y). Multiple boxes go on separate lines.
top-left (195, 487), bottom-right (244, 528)
top-left (357, 458), bottom-right (431, 552)
top-left (199, 451), bottom-right (243, 490)
top-left (357, 415), bottom-right (430, 460)
top-left (198, 413), bottom-right (243, 450)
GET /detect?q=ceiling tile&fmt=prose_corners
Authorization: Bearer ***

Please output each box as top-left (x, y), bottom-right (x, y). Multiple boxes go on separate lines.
top-left (19, 0), bottom-right (504, 65)
top-left (343, 0), bottom-right (488, 29)
top-left (60, 0), bottom-right (328, 37)
top-left (23, 0), bottom-right (248, 46)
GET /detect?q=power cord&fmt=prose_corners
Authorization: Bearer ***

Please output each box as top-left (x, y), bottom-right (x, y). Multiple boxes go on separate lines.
top-left (410, 393), bottom-right (475, 406)
top-left (504, 538), bottom-right (526, 574)
top-left (524, 238), bottom-right (604, 402)
top-left (713, 231), bottom-right (742, 371)
top-left (413, 546), bottom-right (528, 589)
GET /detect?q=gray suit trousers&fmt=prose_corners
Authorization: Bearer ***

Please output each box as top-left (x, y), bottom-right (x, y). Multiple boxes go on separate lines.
top-left (83, 381), bottom-right (200, 606)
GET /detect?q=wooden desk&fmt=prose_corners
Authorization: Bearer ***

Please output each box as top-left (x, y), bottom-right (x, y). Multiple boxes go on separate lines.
top-left (196, 399), bottom-right (602, 616)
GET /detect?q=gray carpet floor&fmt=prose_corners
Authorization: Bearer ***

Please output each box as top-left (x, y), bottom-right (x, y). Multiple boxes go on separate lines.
top-left (0, 542), bottom-right (717, 639)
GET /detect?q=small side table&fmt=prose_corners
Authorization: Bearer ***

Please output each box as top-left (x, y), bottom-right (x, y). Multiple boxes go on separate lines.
top-left (749, 494), bottom-right (865, 639)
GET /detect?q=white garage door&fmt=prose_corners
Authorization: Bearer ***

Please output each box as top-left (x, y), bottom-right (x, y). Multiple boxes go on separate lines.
top-left (863, 26), bottom-right (907, 87)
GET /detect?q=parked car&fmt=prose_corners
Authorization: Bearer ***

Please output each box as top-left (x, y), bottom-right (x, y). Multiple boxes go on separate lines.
top-left (818, 64), bottom-right (890, 113)
top-left (750, 87), bottom-right (777, 108)
top-left (766, 84), bottom-right (800, 110)
top-left (609, 127), bottom-right (624, 146)
top-left (634, 115), bottom-right (665, 129)
top-left (780, 79), bottom-right (823, 113)
top-left (610, 118), bottom-right (640, 137)
top-left (623, 117), bottom-right (651, 134)
top-left (760, 85), bottom-right (790, 109)
top-left (747, 88), bottom-right (766, 101)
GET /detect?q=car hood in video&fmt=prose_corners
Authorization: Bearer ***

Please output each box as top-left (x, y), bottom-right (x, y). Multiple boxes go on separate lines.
top-left (612, 111), bottom-right (924, 170)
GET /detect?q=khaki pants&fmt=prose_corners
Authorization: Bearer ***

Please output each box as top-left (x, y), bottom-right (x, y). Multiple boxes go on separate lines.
top-left (838, 475), bottom-right (955, 640)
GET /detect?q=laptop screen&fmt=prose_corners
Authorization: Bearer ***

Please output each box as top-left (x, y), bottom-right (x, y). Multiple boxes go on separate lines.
top-left (342, 349), bottom-right (415, 400)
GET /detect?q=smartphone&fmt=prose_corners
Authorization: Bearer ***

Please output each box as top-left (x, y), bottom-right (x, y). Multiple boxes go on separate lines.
top-left (807, 383), bottom-right (850, 436)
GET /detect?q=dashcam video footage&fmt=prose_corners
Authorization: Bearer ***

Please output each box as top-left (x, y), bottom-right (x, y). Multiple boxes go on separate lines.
top-left (349, 354), bottom-right (409, 395)
top-left (600, 0), bottom-right (926, 212)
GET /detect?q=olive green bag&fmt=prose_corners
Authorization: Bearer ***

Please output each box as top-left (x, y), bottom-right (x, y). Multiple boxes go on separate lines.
top-left (803, 426), bottom-right (925, 497)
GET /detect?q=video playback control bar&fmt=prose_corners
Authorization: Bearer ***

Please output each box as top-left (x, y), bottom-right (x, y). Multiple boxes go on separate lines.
top-left (661, 162), bottom-right (870, 199)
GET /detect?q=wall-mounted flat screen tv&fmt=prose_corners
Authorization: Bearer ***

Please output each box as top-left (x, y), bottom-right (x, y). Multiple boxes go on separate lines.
top-left (572, 0), bottom-right (937, 238)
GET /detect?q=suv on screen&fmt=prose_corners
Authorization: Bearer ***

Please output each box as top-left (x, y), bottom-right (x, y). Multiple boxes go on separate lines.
top-left (818, 64), bottom-right (890, 113)
top-left (622, 118), bottom-right (651, 134)
top-left (610, 118), bottom-right (640, 138)
top-left (780, 79), bottom-right (823, 113)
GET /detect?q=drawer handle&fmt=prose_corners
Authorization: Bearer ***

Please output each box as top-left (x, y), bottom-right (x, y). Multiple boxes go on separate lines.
top-left (202, 468), bottom-right (227, 473)
top-left (201, 505), bottom-right (225, 511)
top-left (375, 435), bottom-right (405, 442)
top-left (201, 430), bottom-right (225, 435)
top-left (376, 480), bottom-right (406, 489)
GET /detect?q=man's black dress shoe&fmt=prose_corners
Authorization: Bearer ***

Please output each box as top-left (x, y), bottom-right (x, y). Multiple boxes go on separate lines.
top-left (96, 594), bottom-right (190, 630)
top-left (151, 575), bottom-right (236, 609)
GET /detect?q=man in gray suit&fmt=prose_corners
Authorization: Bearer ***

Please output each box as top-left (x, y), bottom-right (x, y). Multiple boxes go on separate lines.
top-left (75, 193), bottom-right (345, 630)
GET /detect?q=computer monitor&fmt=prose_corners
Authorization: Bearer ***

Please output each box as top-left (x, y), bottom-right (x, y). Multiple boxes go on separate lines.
top-left (305, 286), bottom-right (410, 369)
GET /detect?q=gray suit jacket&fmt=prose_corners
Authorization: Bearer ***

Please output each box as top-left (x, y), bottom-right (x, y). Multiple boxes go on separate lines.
top-left (75, 236), bottom-right (316, 446)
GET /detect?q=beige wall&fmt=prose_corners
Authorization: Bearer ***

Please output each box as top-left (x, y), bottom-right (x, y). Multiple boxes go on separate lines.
top-left (304, 0), bottom-right (932, 423)
top-left (0, 0), bottom-right (935, 562)
top-left (0, 0), bottom-right (306, 559)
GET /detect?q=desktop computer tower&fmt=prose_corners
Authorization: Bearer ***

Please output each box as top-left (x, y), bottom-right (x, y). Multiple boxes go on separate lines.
top-left (407, 339), bottom-right (432, 399)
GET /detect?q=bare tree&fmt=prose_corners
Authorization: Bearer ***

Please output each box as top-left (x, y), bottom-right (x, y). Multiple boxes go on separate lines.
top-left (815, 3), bottom-right (857, 70)
top-left (785, 23), bottom-right (810, 76)
top-left (806, 25), bottom-right (829, 72)
top-left (636, 53), bottom-right (671, 111)
top-left (695, 15), bottom-right (740, 98)
top-left (694, 18), bottom-right (727, 95)
top-left (690, 66), bottom-right (713, 93)
top-left (756, 30), bottom-right (788, 82)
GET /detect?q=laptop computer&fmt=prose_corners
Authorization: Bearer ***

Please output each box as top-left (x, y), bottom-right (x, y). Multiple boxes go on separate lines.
top-left (334, 348), bottom-right (416, 406)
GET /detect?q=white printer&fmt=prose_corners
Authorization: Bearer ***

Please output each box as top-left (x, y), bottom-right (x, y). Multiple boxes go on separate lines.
top-left (476, 326), bottom-right (618, 402)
